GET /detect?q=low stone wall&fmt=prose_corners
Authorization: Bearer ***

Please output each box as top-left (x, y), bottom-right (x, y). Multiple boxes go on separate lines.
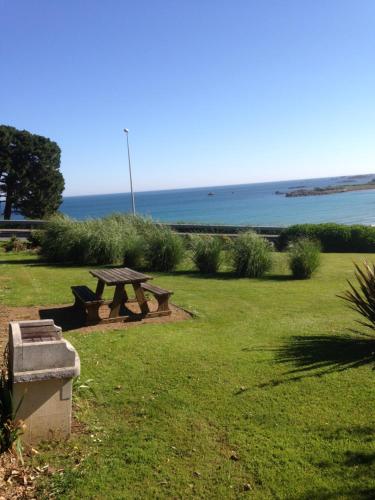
top-left (0, 220), bottom-right (283, 241)
top-left (0, 220), bottom-right (46, 229)
top-left (165, 223), bottom-right (283, 235)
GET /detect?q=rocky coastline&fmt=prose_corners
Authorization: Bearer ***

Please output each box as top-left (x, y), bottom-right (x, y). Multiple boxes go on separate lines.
top-left (276, 180), bottom-right (375, 198)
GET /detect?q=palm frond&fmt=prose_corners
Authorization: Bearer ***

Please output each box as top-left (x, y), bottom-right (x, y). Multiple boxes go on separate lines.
top-left (338, 261), bottom-right (375, 333)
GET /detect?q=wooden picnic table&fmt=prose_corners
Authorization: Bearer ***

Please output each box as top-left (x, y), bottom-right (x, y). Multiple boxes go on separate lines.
top-left (89, 267), bottom-right (152, 320)
top-left (71, 267), bottom-right (173, 325)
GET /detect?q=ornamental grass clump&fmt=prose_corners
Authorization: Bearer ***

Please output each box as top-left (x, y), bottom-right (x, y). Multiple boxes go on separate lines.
top-left (40, 214), bottom-right (137, 265)
top-left (338, 261), bottom-right (375, 334)
top-left (79, 217), bottom-right (126, 265)
top-left (144, 226), bottom-right (184, 272)
top-left (41, 214), bottom-right (183, 267)
top-left (288, 238), bottom-right (321, 279)
top-left (232, 231), bottom-right (273, 278)
top-left (40, 216), bottom-right (120, 264)
top-left (191, 236), bottom-right (222, 274)
top-left (123, 228), bottom-right (145, 268)
top-left (39, 216), bottom-right (83, 262)
top-left (129, 215), bottom-right (157, 237)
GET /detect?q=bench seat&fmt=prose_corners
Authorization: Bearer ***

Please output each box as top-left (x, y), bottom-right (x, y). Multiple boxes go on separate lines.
top-left (141, 282), bottom-right (173, 316)
top-left (71, 285), bottom-right (104, 324)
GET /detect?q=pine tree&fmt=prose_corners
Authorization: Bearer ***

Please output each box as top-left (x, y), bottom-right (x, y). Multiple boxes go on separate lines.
top-left (0, 125), bottom-right (64, 219)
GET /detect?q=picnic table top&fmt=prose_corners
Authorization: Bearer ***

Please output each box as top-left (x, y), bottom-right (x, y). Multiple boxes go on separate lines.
top-left (90, 267), bottom-right (152, 285)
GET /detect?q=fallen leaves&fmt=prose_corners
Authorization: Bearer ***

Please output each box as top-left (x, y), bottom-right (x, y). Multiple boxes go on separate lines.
top-left (0, 450), bottom-right (50, 499)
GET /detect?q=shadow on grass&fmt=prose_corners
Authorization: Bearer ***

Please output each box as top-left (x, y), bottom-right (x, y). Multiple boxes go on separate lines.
top-left (295, 426), bottom-right (375, 499)
top-left (2, 256), bottom-right (295, 282)
top-left (161, 270), bottom-right (294, 281)
top-left (157, 269), bottom-right (238, 280)
top-left (0, 258), bottom-right (46, 265)
top-left (256, 334), bottom-right (375, 387)
top-left (289, 424), bottom-right (375, 499)
top-left (325, 424), bottom-right (375, 441)
top-left (262, 274), bottom-right (295, 282)
top-left (0, 259), bottom-right (137, 271)
top-left (296, 486), bottom-right (375, 499)
top-left (39, 305), bottom-right (85, 331)
top-left (345, 451), bottom-right (375, 466)
top-left (276, 334), bottom-right (375, 373)
top-left (0, 258), bottom-right (85, 269)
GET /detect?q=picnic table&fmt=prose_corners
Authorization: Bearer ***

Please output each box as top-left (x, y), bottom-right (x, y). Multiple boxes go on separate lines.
top-left (71, 267), bottom-right (173, 325)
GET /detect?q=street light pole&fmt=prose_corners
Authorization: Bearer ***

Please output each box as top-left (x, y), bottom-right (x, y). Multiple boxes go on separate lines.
top-left (124, 128), bottom-right (136, 216)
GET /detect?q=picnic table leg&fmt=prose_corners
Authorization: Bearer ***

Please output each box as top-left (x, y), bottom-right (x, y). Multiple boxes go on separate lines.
top-left (109, 285), bottom-right (127, 318)
top-left (95, 280), bottom-right (105, 299)
top-left (156, 294), bottom-right (171, 313)
top-left (86, 304), bottom-right (101, 324)
top-left (132, 283), bottom-right (150, 315)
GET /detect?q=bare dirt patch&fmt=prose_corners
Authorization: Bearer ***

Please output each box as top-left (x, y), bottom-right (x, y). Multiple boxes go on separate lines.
top-left (0, 301), bottom-right (191, 355)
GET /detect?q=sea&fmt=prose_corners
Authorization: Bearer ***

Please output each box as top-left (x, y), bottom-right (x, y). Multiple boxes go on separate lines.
top-left (61, 174), bottom-right (375, 226)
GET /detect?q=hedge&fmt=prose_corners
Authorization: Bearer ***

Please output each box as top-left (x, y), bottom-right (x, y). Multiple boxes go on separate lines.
top-left (279, 223), bottom-right (375, 252)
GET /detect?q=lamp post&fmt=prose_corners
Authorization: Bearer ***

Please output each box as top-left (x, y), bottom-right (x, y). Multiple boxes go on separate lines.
top-left (123, 128), bottom-right (136, 215)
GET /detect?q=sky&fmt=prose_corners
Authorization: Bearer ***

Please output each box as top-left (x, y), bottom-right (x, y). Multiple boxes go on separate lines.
top-left (1, 0), bottom-right (375, 196)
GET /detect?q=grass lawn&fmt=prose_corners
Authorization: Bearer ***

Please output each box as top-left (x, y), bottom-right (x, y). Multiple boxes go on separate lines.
top-left (1, 250), bottom-right (375, 499)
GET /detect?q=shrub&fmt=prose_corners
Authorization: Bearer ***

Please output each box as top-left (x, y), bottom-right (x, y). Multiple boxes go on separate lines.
top-left (4, 236), bottom-right (26, 253)
top-left (40, 215), bottom-right (185, 267)
top-left (144, 226), bottom-right (184, 271)
top-left (38, 216), bottom-right (83, 262)
top-left (232, 231), bottom-right (273, 278)
top-left (191, 236), bottom-right (222, 274)
top-left (78, 218), bottom-right (126, 265)
top-left (123, 229), bottom-right (145, 268)
top-left (130, 215), bottom-right (157, 237)
top-left (288, 238), bottom-right (321, 279)
top-left (338, 261), bottom-right (375, 334)
top-left (28, 229), bottom-right (44, 248)
top-left (40, 215), bottom-right (134, 265)
top-left (279, 223), bottom-right (375, 252)
top-left (349, 225), bottom-right (375, 252)
top-left (179, 233), bottom-right (194, 249)
top-left (218, 235), bottom-right (234, 249)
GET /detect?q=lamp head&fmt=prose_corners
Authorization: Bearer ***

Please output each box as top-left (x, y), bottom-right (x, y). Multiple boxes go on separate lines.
top-left (124, 128), bottom-right (129, 134)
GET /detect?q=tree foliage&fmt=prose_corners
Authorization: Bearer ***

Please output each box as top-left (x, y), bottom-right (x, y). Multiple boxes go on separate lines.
top-left (0, 125), bottom-right (64, 219)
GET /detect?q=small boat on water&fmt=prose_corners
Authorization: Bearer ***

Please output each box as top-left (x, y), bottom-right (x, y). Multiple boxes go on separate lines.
top-left (207, 192), bottom-right (215, 196)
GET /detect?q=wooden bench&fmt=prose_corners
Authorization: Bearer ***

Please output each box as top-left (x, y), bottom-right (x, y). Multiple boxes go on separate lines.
top-left (141, 282), bottom-right (173, 316)
top-left (71, 285), bottom-right (104, 324)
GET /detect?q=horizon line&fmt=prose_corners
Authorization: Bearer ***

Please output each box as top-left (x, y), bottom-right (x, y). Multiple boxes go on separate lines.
top-left (62, 172), bottom-right (374, 199)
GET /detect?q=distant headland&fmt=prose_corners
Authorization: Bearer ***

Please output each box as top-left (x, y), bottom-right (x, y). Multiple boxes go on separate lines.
top-left (275, 176), bottom-right (375, 198)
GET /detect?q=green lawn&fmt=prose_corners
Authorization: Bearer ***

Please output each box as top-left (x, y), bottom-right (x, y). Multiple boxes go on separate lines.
top-left (1, 251), bottom-right (375, 499)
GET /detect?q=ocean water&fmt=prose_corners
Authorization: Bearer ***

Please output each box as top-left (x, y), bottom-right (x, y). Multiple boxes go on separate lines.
top-left (61, 174), bottom-right (375, 226)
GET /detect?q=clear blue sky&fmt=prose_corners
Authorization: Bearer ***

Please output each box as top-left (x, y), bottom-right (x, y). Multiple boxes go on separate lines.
top-left (1, 1), bottom-right (375, 196)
